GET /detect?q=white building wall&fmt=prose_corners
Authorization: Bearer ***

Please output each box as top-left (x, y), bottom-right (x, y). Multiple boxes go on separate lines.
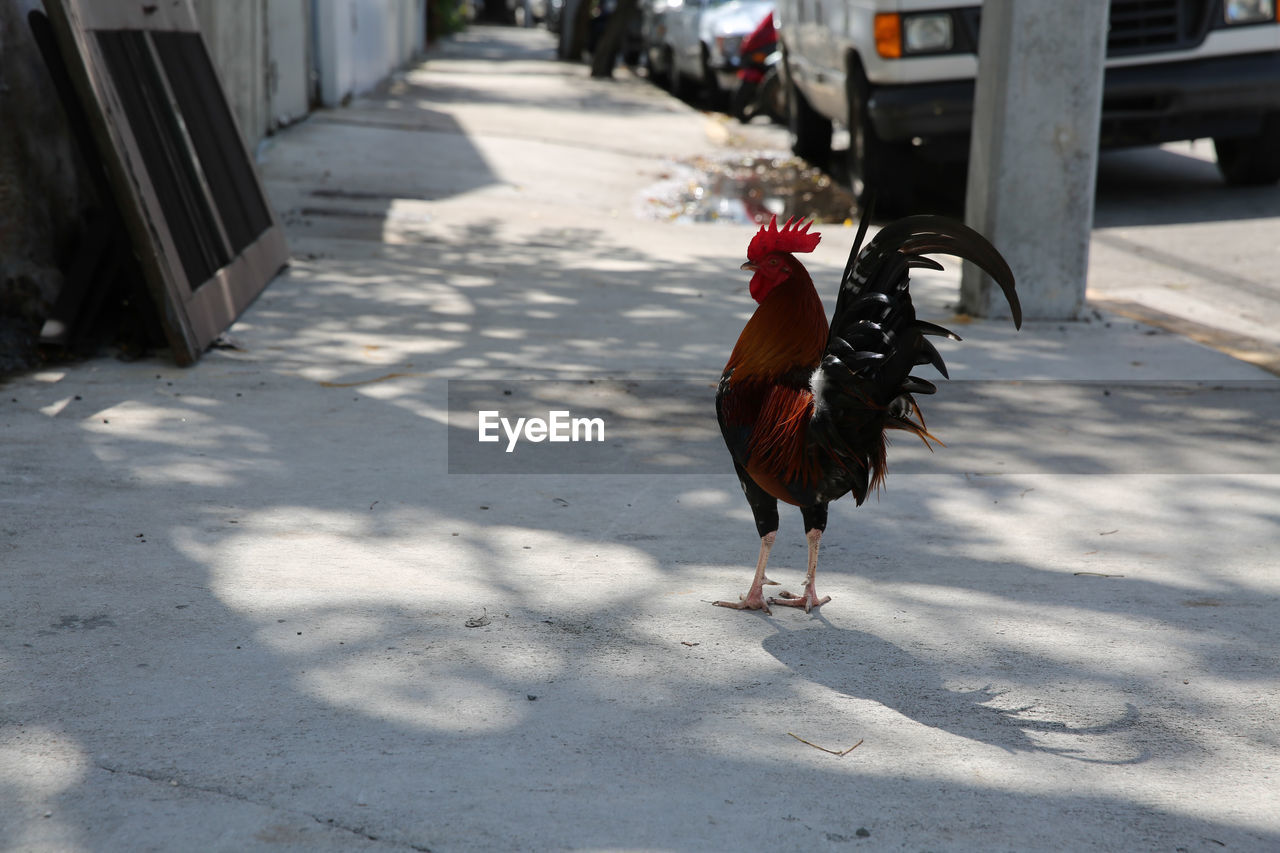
top-left (313, 0), bottom-right (426, 108)
top-left (194, 0), bottom-right (268, 146)
top-left (194, 0), bottom-right (424, 144)
top-left (267, 0), bottom-right (313, 131)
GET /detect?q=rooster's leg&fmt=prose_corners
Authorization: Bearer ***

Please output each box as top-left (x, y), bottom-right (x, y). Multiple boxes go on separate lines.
top-left (714, 530), bottom-right (778, 613)
top-left (772, 526), bottom-right (831, 613)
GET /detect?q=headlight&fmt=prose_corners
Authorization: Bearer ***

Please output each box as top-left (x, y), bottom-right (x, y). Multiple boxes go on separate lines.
top-left (874, 12), bottom-right (955, 58)
top-left (715, 35), bottom-right (744, 62)
top-left (902, 13), bottom-right (954, 53)
top-left (1223, 0), bottom-right (1276, 24)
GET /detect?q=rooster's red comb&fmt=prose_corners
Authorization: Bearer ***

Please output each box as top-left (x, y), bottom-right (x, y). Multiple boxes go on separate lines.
top-left (746, 216), bottom-right (821, 263)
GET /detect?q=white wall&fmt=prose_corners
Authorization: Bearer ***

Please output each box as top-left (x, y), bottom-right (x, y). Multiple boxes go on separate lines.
top-left (313, 0), bottom-right (426, 108)
top-left (194, 0), bottom-right (425, 143)
top-left (267, 0), bottom-right (312, 130)
top-left (194, 0), bottom-right (313, 145)
top-left (194, 0), bottom-right (267, 146)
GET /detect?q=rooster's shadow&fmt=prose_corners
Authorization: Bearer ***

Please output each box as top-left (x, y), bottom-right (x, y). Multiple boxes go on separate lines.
top-left (762, 624), bottom-right (1148, 764)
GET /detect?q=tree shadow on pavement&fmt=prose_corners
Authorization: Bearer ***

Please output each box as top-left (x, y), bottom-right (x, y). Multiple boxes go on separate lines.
top-left (763, 626), bottom-right (1147, 763)
top-left (4, 24), bottom-right (1280, 852)
top-left (6, 181), bottom-right (1278, 852)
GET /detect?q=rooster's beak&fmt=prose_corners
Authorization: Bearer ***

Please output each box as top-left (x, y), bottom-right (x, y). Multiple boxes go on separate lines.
top-left (740, 262), bottom-right (758, 271)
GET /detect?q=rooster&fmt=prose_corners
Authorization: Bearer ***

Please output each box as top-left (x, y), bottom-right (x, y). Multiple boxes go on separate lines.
top-left (714, 209), bottom-right (1021, 613)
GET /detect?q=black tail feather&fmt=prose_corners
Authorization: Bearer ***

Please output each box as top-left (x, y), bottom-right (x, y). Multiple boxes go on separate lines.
top-left (900, 376), bottom-right (938, 396)
top-left (916, 320), bottom-right (962, 341)
top-left (827, 335), bottom-right (886, 368)
top-left (840, 196), bottom-right (878, 292)
top-left (807, 211), bottom-right (1019, 503)
top-left (835, 214), bottom-right (1021, 331)
top-left (915, 336), bottom-right (949, 378)
top-left (908, 257), bottom-right (946, 272)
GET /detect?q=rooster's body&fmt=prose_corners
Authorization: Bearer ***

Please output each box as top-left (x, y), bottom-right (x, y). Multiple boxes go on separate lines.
top-left (715, 211), bottom-right (1021, 613)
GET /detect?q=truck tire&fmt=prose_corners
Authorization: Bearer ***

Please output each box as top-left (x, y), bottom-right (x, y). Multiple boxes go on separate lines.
top-left (673, 64), bottom-right (698, 100)
top-left (700, 45), bottom-right (723, 105)
top-left (846, 57), bottom-right (913, 209)
top-left (1214, 114), bottom-right (1280, 186)
top-left (649, 45), bottom-right (673, 89)
top-left (787, 77), bottom-right (831, 163)
top-left (731, 80), bottom-right (759, 123)
top-left (759, 65), bottom-right (786, 125)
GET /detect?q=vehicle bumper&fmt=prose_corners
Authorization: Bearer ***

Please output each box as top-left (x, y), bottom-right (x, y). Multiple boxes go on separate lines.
top-left (867, 51), bottom-right (1280, 148)
top-left (714, 60), bottom-right (744, 91)
top-left (715, 71), bottom-right (739, 90)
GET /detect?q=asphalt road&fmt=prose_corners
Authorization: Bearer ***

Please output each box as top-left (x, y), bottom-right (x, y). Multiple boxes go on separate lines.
top-left (1089, 142), bottom-right (1280, 373)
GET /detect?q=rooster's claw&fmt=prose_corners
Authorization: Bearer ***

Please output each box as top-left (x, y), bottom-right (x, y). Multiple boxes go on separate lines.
top-left (769, 588), bottom-right (831, 613)
top-left (713, 594), bottom-right (772, 615)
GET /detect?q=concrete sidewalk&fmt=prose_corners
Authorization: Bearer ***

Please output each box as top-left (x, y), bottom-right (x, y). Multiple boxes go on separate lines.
top-left (3, 25), bottom-right (1279, 852)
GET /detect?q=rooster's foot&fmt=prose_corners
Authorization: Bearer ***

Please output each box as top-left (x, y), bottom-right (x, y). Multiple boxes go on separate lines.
top-left (770, 586), bottom-right (830, 613)
top-left (713, 590), bottom-right (772, 614)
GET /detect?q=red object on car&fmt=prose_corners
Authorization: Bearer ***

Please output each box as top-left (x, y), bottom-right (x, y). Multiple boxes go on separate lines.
top-left (737, 12), bottom-right (776, 85)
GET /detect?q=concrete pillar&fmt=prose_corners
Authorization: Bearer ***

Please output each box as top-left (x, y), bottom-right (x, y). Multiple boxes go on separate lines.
top-left (960, 3), bottom-right (1109, 321)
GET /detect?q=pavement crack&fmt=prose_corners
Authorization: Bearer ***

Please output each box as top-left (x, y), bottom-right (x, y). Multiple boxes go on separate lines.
top-left (95, 763), bottom-right (432, 850)
top-left (95, 762), bottom-right (258, 805)
top-left (304, 812), bottom-right (433, 852)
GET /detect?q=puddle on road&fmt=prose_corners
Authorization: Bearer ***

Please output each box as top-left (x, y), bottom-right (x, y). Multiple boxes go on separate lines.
top-left (639, 153), bottom-right (858, 225)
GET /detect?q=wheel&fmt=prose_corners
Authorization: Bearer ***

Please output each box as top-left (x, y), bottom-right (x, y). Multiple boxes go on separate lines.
top-left (1214, 114), bottom-right (1280, 186)
top-left (645, 48), bottom-right (661, 83)
top-left (699, 46), bottom-right (725, 109)
top-left (672, 50), bottom-right (701, 101)
top-left (650, 45), bottom-right (673, 90)
top-left (672, 66), bottom-right (697, 100)
top-left (845, 56), bottom-right (914, 209)
top-left (759, 66), bottom-right (786, 124)
top-left (731, 80), bottom-right (758, 123)
top-left (785, 59), bottom-right (831, 163)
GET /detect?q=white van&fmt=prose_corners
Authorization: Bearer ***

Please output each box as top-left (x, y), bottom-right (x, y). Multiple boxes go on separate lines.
top-left (776, 0), bottom-right (1280, 203)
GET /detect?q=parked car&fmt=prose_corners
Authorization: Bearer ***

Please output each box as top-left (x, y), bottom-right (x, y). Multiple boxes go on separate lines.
top-left (704, 0), bottom-right (777, 91)
top-left (643, 0), bottom-right (774, 98)
top-left (775, 0), bottom-right (1280, 204)
top-left (641, 0), bottom-right (679, 85)
top-left (729, 11), bottom-right (786, 123)
top-left (644, 0), bottom-right (723, 95)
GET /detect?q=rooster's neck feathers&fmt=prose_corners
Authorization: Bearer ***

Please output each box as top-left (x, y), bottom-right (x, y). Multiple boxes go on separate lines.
top-left (726, 267), bottom-right (829, 382)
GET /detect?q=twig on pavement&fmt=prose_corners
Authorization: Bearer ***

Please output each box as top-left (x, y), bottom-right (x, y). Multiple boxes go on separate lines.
top-left (788, 733), bottom-right (863, 756)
